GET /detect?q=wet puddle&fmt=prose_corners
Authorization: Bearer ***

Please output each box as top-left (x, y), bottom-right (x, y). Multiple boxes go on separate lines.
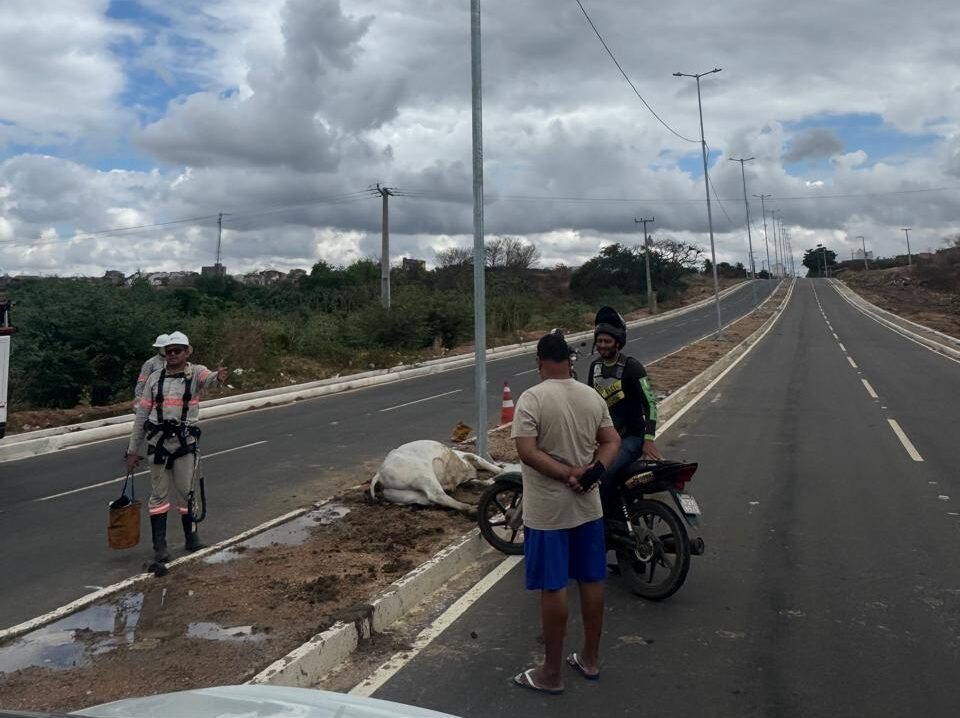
top-left (0, 592), bottom-right (142, 674)
top-left (204, 503), bottom-right (351, 564)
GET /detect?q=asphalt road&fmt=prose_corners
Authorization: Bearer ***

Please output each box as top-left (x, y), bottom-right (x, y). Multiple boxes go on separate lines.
top-left (0, 281), bottom-right (773, 628)
top-left (372, 278), bottom-right (960, 718)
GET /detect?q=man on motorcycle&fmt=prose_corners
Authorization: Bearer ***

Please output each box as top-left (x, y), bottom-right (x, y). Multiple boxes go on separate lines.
top-left (587, 306), bottom-right (662, 493)
top-left (511, 332), bottom-right (621, 694)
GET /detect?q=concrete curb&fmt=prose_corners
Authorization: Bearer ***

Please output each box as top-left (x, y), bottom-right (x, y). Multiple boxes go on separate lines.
top-left (0, 282), bottom-right (753, 463)
top-left (829, 279), bottom-right (960, 361)
top-left (655, 279), bottom-right (796, 424)
top-left (248, 530), bottom-right (489, 687)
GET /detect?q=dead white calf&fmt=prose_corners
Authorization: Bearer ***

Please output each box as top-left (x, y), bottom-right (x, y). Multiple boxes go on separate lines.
top-left (369, 440), bottom-right (504, 512)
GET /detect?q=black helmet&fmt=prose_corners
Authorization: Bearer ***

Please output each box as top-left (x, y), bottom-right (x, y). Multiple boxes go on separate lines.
top-left (594, 306), bottom-right (626, 349)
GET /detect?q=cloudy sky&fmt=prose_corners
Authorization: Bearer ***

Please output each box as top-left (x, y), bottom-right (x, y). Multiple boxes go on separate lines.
top-left (1, 0), bottom-right (959, 277)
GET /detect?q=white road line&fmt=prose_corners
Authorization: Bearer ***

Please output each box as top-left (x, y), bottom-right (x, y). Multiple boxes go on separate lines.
top-left (861, 379), bottom-right (879, 399)
top-left (513, 368), bottom-right (538, 376)
top-left (887, 419), bottom-right (924, 462)
top-left (847, 357), bottom-right (858, 369)
top-left (838, 342), bottom-right (847, 352)
top-left (351, 555), bottom-right (523, 698)
top-left (379, 389), bottom-right (462, 413)
top-left (832, 333), bottom-right (839, 340)
top-left (34, 440), bottom-right (269, 502)
top-left (710, 393), bottom-right (723, 404)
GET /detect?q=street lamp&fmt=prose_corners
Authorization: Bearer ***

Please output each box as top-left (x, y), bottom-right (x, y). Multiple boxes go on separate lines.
top-left (674, 67), bottom-right (723, 338)
top-left (470, 0), bottom-right (488, 458)
top-left (753, 193), bottom-right (773, 282)
top-left (729, 156), bottom-right (758, 307)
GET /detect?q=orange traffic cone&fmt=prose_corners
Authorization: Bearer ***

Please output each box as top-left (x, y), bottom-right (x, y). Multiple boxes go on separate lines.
top-left (500, 381), bottom-right (515, 425)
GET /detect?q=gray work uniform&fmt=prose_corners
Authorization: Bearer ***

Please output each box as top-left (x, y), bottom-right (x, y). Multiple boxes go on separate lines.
top-left (128, 364), bottom-right (220, 516)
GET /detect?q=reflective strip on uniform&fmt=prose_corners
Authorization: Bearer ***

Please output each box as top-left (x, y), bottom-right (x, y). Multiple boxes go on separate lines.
top-left (149, 501), bottom-right (171, 516)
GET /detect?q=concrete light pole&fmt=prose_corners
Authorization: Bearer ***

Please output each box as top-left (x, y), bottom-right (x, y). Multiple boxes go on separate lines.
top-left (635, 217), bottom-right (656, 313)
top-left (375, 184), bottom-right (395, 308)
top-left (754, 193), bottom-right (773, 281)
top-left (729, 157), bottom-right (759, 306)
top-left (470, 0), bottom-right (488, 458)
top-left (674, 67), bottom-right (723, 338)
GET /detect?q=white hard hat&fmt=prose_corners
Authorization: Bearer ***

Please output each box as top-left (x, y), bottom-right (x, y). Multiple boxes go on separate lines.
top-left (162, 331), bottom-right (190, 348)
top-left (152, 333), bottom-right (170, 348)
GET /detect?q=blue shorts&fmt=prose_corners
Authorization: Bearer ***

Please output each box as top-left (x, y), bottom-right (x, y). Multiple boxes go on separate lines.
top-left (524, 518), bottom-right (606, 591)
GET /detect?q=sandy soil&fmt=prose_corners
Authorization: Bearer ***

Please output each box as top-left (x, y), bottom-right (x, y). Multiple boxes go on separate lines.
top-left (0, 279), bottom-right (782, 714)
top-left (841, 267), bottom-right (960, 339)
top-left (0, 488), bottom-right (481, 713)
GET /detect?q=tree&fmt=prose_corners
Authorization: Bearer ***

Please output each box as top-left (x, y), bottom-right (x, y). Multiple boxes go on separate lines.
top-left (435, 247), bottom-right (474, 267)
top-left (485, 236), bottom-right (540, 269)
top-left (570, 243), bottom-right (647, 299)
top-left (651, 238), bottom-right (703, 286)
top-left (802, 246), bottom-right (837, 277)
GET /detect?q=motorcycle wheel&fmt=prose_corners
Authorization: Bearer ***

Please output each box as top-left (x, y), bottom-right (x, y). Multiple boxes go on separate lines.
top-left (478, 479), bottom-right (525, 555)
top-left (616, 499), bottom-right (690, 601)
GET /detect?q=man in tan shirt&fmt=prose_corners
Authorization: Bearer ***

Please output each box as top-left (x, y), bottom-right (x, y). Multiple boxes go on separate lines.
top-left (511, 332), bottom-right (620, 695)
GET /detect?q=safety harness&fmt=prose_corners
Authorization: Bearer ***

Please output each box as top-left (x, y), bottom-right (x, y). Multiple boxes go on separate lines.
top-left (144, 369), bottom-right (202, 469)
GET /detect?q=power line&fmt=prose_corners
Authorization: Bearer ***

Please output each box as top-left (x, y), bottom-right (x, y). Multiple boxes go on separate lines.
top-left (573, 0), bottom-right (698, 144)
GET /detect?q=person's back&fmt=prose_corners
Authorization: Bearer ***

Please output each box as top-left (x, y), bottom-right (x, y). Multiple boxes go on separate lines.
top-left (514, 378), bottom-right (609, 530)
top-left (510, 332), bottom-right (620, 695)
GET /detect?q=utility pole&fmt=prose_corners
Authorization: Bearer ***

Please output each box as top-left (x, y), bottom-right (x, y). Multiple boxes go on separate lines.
top-left (215, 212), bottom-right (231, 274)
top-left (779, 218), bottom-right (787, 277)
top-left (470, 0), bottom-right (489, 459)
top-left (817, 242), bottom-right (827, 278)
top-left (901, 227), bottom-right (913, 266)
top-left (771, 209), bottom-right (781, 277)
top-left (635, 217), bottom-right (656, 313)
top-left (674, 67), bottom-right (723, 338)
top-left (857, 235), bottom-right (869, 270)
top-left (375, 184), bottom-right (395, 308)
top-left (754, 193), bottom-right (773, 281)
top-left (729, 157), bottom-right (759, 307)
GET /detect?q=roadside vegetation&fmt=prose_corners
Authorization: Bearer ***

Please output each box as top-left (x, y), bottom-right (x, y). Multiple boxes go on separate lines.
top-left (2, 236), bottom-right (744, 418)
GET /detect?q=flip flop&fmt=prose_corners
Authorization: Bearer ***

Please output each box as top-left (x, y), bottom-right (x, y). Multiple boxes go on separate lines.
top-left (513, 668), bottom-right (564, 695)
top-left (566, 652), bottom-right (600, 680)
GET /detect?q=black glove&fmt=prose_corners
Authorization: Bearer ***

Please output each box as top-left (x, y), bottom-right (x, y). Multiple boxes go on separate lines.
top-left (578, 461), bottom-right (606, 491)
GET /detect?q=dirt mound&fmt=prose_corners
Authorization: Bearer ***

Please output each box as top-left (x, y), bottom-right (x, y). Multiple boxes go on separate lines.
top-left (842, 266), bottom-right (960, 339)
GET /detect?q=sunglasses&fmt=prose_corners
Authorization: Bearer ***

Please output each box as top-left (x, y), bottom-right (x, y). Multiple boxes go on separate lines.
top-left (164, 347), bottom-right (187, 355)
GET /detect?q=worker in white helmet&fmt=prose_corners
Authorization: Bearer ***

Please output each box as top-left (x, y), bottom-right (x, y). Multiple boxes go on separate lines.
top-left (133, 334), bottom-right (170, 407)
top-left (126, 331), bottom-right (226, 564)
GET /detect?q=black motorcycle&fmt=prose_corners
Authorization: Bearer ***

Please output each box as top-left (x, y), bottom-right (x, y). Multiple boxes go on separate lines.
top-left (477, 459), bottom-right (705, 600)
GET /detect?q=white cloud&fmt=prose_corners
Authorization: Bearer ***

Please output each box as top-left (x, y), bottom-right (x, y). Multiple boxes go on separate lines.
top-left (1, 0), bottom-right (960, 275)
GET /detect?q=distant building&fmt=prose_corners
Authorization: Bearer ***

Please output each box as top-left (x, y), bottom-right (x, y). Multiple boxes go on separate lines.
top-left (286, 268), bottom-right (307, 281)
top-left (201, 263), bottom-right (227, 278)
top-left (402, 257), bottom-right (426, 271)
top-left (853, 248), bottom-right (874, 260)
top-left (240, 269), bottom-right (287, 286)
top-left (103, 270), bottom-right (126, 284)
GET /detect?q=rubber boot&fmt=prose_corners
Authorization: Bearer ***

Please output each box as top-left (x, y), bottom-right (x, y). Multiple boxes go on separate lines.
top-left (181, 514), bottom-right (207, 552)
top-left (150, 513), bottom-right (171, 563)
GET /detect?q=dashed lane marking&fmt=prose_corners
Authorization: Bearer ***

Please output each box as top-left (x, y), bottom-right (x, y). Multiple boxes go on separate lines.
top-left (34, 440), bottom-right (270, 503)
top-left (379, 389), bottom-right (463, 412)
top-left (887, 419), bottom-right (924, 462)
